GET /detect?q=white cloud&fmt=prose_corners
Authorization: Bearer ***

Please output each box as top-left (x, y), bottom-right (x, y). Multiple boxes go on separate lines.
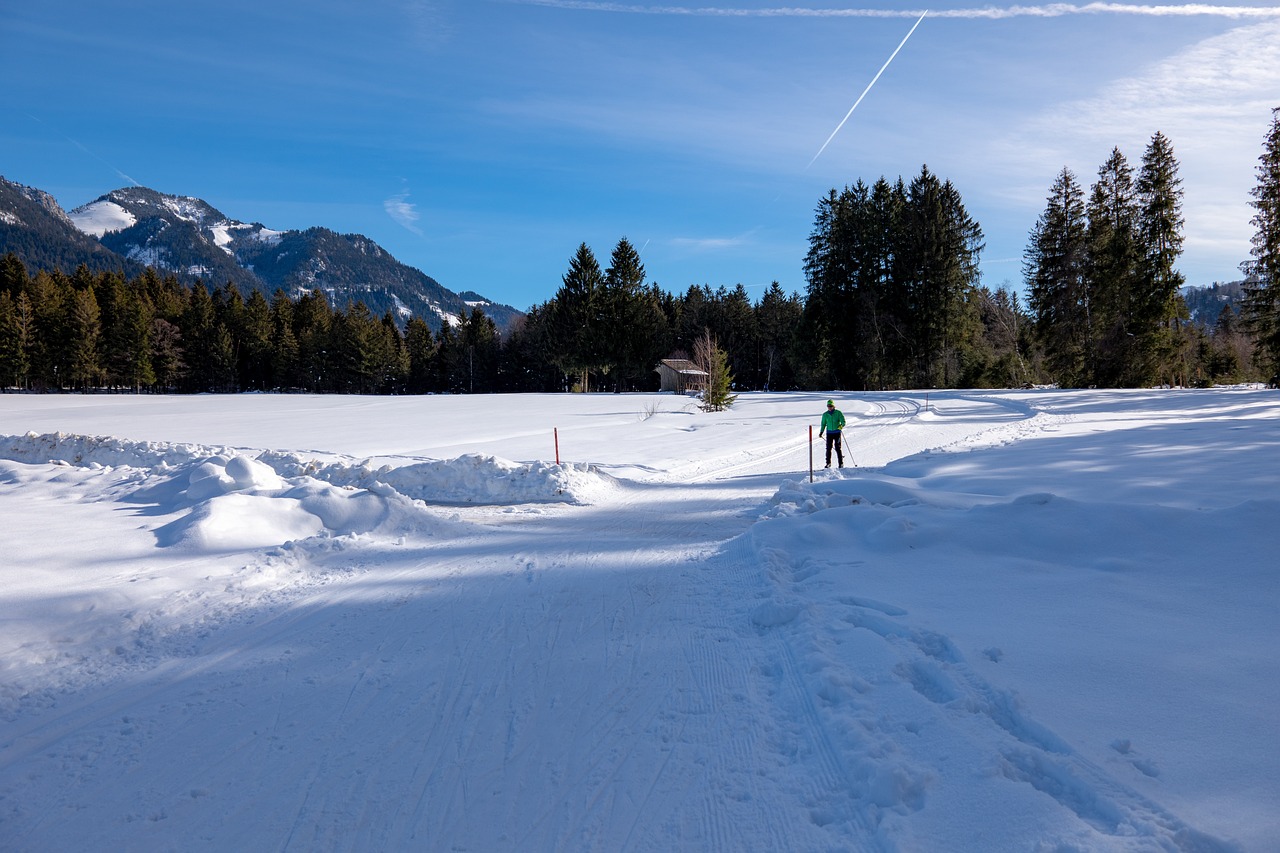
top-left (517, 1), bottom-right (1280, 20)
top-left (384, 189), bottom-right (424, 236)
top-left (669, 229), bottom-right (760, 252)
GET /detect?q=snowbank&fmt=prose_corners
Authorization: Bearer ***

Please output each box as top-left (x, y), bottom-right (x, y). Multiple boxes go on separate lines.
top-left (1, 432), bottom-right (618, 553)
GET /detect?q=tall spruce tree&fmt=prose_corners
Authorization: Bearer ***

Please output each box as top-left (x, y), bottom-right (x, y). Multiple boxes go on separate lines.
top-left (602, 238), bottom-right (652, 390)
top-left (67, 285), bottom-right (103, 389)
top-left (803, 186), bottom-right (860, 387)
top-left (755, 282), bottom-right (803, 391)
top-left (0, 292), bottom-right (23, 388)
top-left (1136, 131), bottom-right (1187, 385)
top-left (896, 166), bottom-right (985, 387)
top-left (240, 289), bottom-right (274, 391)
top-left (550, 243), bottom-right (607, 391)
top-left (403, 316), bottom-right (436, 393)
top-left (1026, 167), bottom-right (1091, 385)
top-left (1242, 107), bottom-right (1280, 384)
top-left (1086, 147), bottom-right (1144, 386)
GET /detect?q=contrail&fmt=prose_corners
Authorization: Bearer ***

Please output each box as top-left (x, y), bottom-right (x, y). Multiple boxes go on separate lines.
top-left (518, 1), bottom-right (1280, 19)
top-left (807, 10), bottom-right (927, 170)
top-left (25, 114), bottom-right (139, 187)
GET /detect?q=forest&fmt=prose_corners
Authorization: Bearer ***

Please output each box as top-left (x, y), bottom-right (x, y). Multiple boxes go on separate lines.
top-left (2, 113), bottom-right (1277, 395)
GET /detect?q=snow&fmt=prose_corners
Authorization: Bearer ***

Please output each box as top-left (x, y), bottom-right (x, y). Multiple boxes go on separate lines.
top-left (67, 199), bottom-right (137, 237)
top-left (161, 195), bottom-right (209, 225)
top-left (0, 389), bottom-right (1275, 851)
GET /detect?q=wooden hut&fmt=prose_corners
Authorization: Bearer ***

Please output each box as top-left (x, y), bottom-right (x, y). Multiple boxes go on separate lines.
top-left (654, 358), bottom-right (708, 393)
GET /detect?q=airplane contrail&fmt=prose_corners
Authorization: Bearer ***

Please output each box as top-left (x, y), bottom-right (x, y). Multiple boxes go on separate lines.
top-left (25, 114), bottom-right (139, 187)
top-left (807, 10), bottom-right (927, 170)
top-left (518, 1), bottom-right (1280, 19)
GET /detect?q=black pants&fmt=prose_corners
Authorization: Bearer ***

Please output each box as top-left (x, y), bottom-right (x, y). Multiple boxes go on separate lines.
top-left (825, 430), bottom-right (843, 466)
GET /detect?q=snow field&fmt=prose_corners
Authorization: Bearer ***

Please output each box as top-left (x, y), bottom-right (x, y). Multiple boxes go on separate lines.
top-left (0, 389), bottom-right (1275, 851)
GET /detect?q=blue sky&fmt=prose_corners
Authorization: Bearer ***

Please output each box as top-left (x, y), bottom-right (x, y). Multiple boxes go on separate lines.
top-left (4, 2), bottom-right (1279, 312)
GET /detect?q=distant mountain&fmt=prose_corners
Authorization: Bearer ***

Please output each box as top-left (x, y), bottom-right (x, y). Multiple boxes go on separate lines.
top-left (1182, 281), bottom-right (1246, 327)
top-left (0, 177), bottom-right (147, 278)
top-left (0, 177), bottom-right (522, 332)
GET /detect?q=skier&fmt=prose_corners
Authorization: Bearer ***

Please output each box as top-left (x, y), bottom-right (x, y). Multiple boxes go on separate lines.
top-left (819, 399), bottom-right (846, 468)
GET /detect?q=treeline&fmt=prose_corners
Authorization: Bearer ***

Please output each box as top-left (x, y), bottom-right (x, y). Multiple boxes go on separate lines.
top-left (0, 250), bottom-right (811, 394)
top-left (804, 129), bottom-right (1275, 391)
top-left (0, 256), bottom-right (496, 394)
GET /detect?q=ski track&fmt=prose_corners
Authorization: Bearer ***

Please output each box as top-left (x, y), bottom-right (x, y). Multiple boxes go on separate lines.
top-left (0, 391), bottom-right (1252, 851)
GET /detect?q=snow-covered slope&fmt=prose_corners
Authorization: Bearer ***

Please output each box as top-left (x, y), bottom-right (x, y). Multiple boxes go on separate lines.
top-left (0, 389), bottom-right (1275, 851)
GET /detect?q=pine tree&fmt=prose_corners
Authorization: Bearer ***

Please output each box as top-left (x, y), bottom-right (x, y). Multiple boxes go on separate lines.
top-left (0, 292), bottom-right (20, 388)
top-left (0, 253), bottom-right (28, 298)
top-left (694, 328), bottom-right (736, 412)
top-left (549, 243), bottom-right (606, 391)
top-left (240, 290), bottom-right (274, 391)
top-left (378, 310), bottom-right (409, 393)
top-left (333, 301), bottom-right (383, 393)
top-left (1136, 131), bottom-right (1187, 385)
top-left (802, 187), bottom-right (858, 387)
top-left (801, 179), bottom-right (909, 390)
top-left (29, 270), bottom-right (71, 389)
top-left (896, 166), bottom-right (985, 387)
top-left (1086, 147), bottom-right (1143, 386)
top-left (602, 237), bottom-right (650, 390)
top-left (1242, 107), bottom-right (1280, 384)
top-left (67, 285), bottom-right (103, 389)
top-left (270, 290), bottom-right (300, 389)
top-left (755, 282), bottom-right (803, 391)
top-left (403, 316), bottom-right (436, 393)
top-left (149, 318), bottom-right (185, 389)
top-left (719, 284), bottom-right (758, 388)
top-left (294, 289), bottom-right (334, 391)
top-left (1026, 167), bottom-right (1091, 385)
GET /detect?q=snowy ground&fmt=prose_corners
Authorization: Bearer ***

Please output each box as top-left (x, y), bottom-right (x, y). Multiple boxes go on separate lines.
top-left (0, 388), bottom-right (1275, 852)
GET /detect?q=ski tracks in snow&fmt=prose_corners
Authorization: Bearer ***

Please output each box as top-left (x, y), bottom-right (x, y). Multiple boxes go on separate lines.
top-left (746, 535), bottom-right (1242, 851)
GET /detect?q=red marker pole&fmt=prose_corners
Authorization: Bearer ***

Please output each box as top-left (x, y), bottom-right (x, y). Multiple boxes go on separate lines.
top-left (809, 425), bottom-right (814, 483)
top-left (554, 427), bottom-right (561, 465)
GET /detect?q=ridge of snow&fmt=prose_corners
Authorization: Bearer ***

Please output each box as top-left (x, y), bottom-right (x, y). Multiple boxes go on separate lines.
top-left (1, 431), bottom-right (614, 510)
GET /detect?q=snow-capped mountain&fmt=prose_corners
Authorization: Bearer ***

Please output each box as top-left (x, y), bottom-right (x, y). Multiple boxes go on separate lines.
top-left (0, 177), bottom-right (143, 277)
top-left (1, 177), bottom-right (521, 332)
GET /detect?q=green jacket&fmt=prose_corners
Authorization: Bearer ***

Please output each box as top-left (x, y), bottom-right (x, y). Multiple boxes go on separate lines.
top-left (820, 408), bottom-right (845, 434)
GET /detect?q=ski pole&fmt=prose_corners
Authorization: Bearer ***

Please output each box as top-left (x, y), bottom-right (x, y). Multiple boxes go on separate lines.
top-left (842, 431), bottom-right (855, 468)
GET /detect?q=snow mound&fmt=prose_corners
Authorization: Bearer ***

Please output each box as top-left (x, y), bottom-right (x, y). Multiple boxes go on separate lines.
top-left (2, 433), bottom-right (617, 553)
top-left (157, 492), bottom-right (326, 550)
top-left (0, 431), bottom-right (234, 470)
top-left (258, 450), bottom-right (615, 506)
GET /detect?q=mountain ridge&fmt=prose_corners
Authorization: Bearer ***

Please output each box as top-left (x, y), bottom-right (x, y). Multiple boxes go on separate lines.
top-left (0, 177), bottom-right (522, 332)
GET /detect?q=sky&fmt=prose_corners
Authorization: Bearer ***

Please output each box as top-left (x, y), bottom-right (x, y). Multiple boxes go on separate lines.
top-left (1, 389), bottom-right (1276, 849)
top-left (3, 1), bottom-right (1279, 312)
